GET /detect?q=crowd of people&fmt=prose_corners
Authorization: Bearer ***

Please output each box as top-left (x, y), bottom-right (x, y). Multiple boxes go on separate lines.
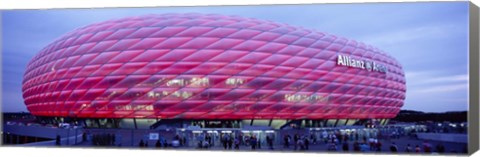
top-left (282, 134), bottom-right (312, 150)
top-left (278, 130), bottom-right (456, 154)
top-left (79, 128), bottom-right (464, 154)
top-left (195, 133), bottom-right (214, 149)
top-left (138, 134), bottom-right (186, 148)
top-left (193, 133), bottom-right (278, 150)
top-left (91, 133), bottom-right (116, 146)
top-left (140, 130), bottom-right (460, 154)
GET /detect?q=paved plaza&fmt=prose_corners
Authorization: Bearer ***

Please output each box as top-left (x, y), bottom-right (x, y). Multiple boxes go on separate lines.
top-left (70, 129), bottom-right (468, 155)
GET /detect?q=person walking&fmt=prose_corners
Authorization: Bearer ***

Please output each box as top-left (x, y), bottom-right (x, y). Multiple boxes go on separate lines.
top-left (239, 134), bottom-right (243, 146)
top-left (234, 136), bottom-right (240, 150)
top-left (155, 140), bottom-right (161, 148)
top-left (375, 140), bottom-right (382, 152)
top-left (55, 135), bottom-right (61, 146)
top-left (258, 137), bottom-right (262, 149)
top-left (360, 142), bottom-right (369, 152)
top-left (222, 134), bottom-right (227, 149)
top-left (389, 142), bottom-right (398, 153)
top-left (338, 133), bottom-right (343, 144)
top-left (182, 136), bottom-right (187, 147)
top-left (436, 144), bottom-right (445, 153)
top-left (287, 135), bottom-right (291, 148)
top-left (297, 138), bottom-right (304, 151)
top-left (82, 132), bottom-right (87, 142)
top-left (355, 132), bottom-right (359, 141)
top-left (322, 130), bottom-right (328, 143)
top-left (423, 141), bottom-right (432, 153)
top-left (228, 134), bottom-right (233, 149)
top-left (196, 134), bottom-right (203, 148)
top-left (294, 134), bottom-right (299, 150)
top-left (310, 134), bottom-right (316, 145)
top-left (266, 135), bottom-right (274, 150)
top-left (342, 142), bottom-right (349, 151)
top-left (368, 138), bottom-right (375, 151)
top-left (405, 144), bottom-right (412, 153)
top-left (304, 136), bottom-right (309, 150)
top-left (250, 136), bottom-right (257, 150)
top-left (112, 134), bottom-right (116, 146)
top-left (415, 145), bottom-right (421, 153)
top-left (328, 142), bottom-right (338, 151)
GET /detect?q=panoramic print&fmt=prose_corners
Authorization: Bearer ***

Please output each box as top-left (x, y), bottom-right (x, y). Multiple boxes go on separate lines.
top-left (2, 1), bottom-right (471, 155)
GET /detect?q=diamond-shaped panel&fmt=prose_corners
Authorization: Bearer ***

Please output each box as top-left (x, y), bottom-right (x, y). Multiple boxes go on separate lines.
top-left (22, 13), bottom-right (406, 119)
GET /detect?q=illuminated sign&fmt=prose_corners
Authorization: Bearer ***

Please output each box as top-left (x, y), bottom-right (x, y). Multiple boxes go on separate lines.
top-left (149, 133), bottom-right (159, 140)
top-left (337, 54), bottom-right (387, 73)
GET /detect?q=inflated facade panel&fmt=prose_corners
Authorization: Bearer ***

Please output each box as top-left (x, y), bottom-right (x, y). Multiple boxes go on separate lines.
top-left (22, 13), bottom-right (406, 119)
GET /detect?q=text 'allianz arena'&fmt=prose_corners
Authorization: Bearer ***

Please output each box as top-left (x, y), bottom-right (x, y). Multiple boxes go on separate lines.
top-left (22, 13), bottom-right (406, 120)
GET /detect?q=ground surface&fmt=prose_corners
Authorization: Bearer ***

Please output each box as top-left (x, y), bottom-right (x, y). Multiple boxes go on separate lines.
top-left (70, 129), bottom-right (467, 155)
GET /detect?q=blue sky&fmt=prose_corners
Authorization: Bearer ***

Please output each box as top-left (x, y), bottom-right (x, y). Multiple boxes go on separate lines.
top-left (2, 2), bottom-right (470, 112)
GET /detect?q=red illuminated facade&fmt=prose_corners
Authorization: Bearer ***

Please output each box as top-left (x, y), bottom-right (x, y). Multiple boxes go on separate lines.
top-left (22, 13), bottom-right (406, 120)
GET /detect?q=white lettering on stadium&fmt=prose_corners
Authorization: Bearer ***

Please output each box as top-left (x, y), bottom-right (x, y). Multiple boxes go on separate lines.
top-left (336, 54), bottom-right (387, 73)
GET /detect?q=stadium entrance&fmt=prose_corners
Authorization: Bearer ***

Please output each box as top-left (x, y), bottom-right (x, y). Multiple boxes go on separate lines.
top-left (176, 127), bottom-right (278, 148)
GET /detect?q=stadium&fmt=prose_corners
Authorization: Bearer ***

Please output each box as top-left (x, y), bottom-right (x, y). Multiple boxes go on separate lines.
top-left (21, 13), bottom-right (406, 130)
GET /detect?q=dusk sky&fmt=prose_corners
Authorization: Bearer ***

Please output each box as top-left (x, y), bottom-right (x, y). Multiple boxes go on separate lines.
top-left (2, 2), bottom-right (470, 112)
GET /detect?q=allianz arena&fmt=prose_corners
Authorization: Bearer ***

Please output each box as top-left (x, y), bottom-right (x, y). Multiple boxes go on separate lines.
top-left (22, 13), bottom-right (405, 128)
